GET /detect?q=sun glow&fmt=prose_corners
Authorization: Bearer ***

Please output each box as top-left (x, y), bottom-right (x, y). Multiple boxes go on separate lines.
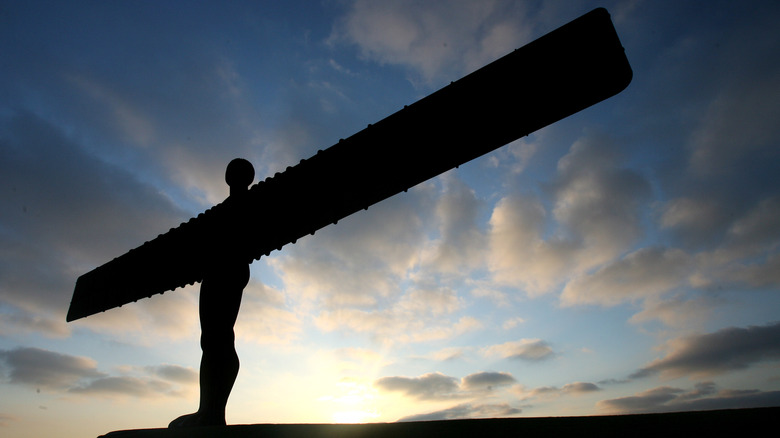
top-left (319, 379), bottom-right (380, 423)
top-left (332, 410), bottom-right (379, 424)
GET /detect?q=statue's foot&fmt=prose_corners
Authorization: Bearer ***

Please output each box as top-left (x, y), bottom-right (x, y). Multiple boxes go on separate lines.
top-left (168, 412), bottom-right (225, 428)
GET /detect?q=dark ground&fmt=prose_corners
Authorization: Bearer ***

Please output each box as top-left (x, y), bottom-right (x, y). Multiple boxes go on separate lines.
top-left (101, 406), bottom-right (777, 438)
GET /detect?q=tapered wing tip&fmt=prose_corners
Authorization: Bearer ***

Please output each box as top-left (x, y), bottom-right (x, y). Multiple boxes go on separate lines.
top-left (66, 305), bottom-right (84, 322)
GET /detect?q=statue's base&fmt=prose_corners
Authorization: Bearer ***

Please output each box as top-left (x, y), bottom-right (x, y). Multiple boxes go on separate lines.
top-left (100, 407), bottom-right (778, 438)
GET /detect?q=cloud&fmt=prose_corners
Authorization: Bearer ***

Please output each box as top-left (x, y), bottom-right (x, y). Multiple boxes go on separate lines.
top-left (144, 364), bottom-right (198, 384)
top-left (561, 382), bottom-right (601, 394)
top-left (560, 195), bottom-right (780, 312)
top-left (425, 171), bottom-right (486, 274)
top-left (460, 371), bottom-right (516, 391)
top-left (330, 0), bottom-right (533, 84)
top-left (632, 322), bottom-right (780, 379)
top-left (398, 402), bottom-right (521, 422)
top-left (426, 347), bottom-right (470, 362)
top-left (0, 347), bottom-right (103, 390)
top-left (501, 317), bottom-right (525, 330)
top-left (488, 133), bottom-right (650, 296)
top-left (69, 376), bottom-right (183, 398)
top-left (235, 280), bottom-right (302, 345)
top-left (629, 295), bottom-right (722, 329)
top-left (269, 184), bottom-right (433, 310)
top-left (560, 247), bottom-right (694, 307)
top-left (0, 309), bottom-right (71, 339)
top-left (0, 347), bottom-right (196, 399)
top-left (483, 339), bottom-right (555, 362)
top-left (75, 285), bottom-right (201, 344)
top-left (520, 381), bottom-right (602, 400)
top-left (599, 382), bottom-right (780, 414)
top-left (316, 306), bottom-right (481, 345)
top-left (647, 8), bottom-right (780, 254)
top-left (374, 372), bottom-right (460, 400)
top-left (375, 370), bottom-right (521, 405)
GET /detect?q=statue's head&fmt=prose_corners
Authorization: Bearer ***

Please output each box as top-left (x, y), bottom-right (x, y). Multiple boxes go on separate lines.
top-left (225, 158), bottom-right (254, 194)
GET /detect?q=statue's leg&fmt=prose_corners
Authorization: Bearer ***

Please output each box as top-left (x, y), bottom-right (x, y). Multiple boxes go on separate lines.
top-left (169, 262), bottom-right (249, 428)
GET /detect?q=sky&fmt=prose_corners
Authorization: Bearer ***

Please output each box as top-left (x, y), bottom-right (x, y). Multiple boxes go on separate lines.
top-left (1, 0), bottom-right (780, 436)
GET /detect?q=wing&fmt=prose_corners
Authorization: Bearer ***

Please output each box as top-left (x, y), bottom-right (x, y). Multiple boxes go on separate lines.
top-left (67, 8), bottom-right (632, 322)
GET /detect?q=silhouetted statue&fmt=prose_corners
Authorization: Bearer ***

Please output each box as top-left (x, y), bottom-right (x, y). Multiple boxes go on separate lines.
top-left (168, 159), bottom-right (254, 428)
top-left (66, 8), bottom-right (633, 430)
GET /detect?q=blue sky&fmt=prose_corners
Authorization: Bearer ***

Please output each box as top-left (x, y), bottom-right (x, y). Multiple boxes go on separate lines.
top-left (2, 0), bottom-right (780, 436)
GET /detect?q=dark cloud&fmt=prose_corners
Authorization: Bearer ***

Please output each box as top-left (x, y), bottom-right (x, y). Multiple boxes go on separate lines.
top-left (632, 322), bottom-right (780, 378)
top-left (376, 370), bottom-right (520, 405)
top-left (0, 347), bottom-right (194, 398)
top-left (599, 386), bottom-right (683, 413)
top-left (0, 347), bottom-right (103, 390)
top-left (69, 375), bottom-right (185, 398)
top-left (460, 371), bottom-right (516, 391)
top-left (524, 381), bottom-right (601, 399)
top-left (561, 382), bottom-right (600, 394)
top-left (144, 364), bottom-right (198, 384)
top-left (599, 383), bottom-right (780, 414)
top-left (399, 402), bottom-right (521, 422)
top-left (374, 372), bottom-right (460, 400)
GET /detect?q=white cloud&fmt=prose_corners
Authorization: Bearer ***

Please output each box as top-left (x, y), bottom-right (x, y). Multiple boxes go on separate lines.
top-left (270, 185), bottom-right (433, 310)
top-left (425, 171), bottom-right (486, 274)
top-left (235, 281), bottom-right (302, 345)
top-left (502, 317), bottom-right (525, 330)
top-left (488, 133), bottom-right (650, 296)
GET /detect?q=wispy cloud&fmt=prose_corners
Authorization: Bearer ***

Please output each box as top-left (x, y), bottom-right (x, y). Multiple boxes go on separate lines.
top-left (483, 339), bottom-right (555, 362)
